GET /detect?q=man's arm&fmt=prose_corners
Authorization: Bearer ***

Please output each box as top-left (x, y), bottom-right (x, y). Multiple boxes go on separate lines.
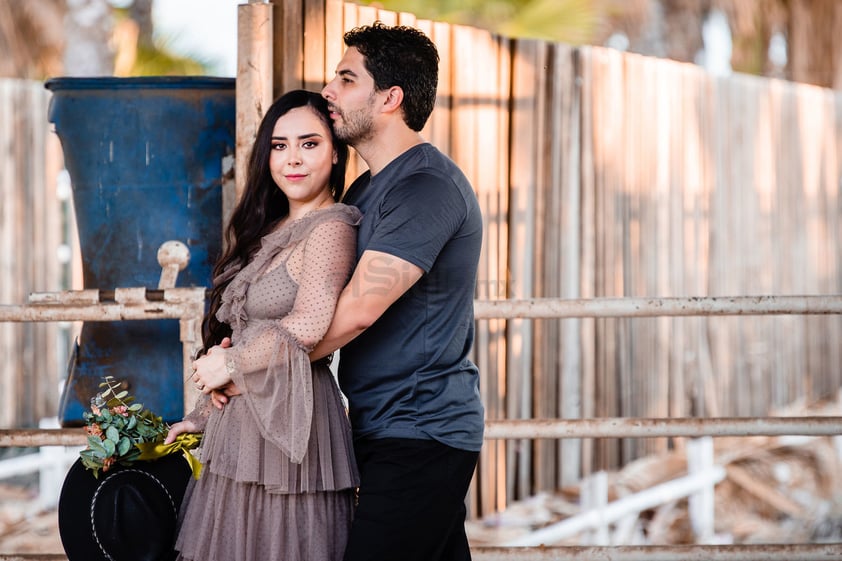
top-left (310, 249), bottom-right (423, 360)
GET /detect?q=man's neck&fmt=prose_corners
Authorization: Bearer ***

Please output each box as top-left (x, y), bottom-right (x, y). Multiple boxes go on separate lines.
top-left (354, 124), bottom-right (426, 176)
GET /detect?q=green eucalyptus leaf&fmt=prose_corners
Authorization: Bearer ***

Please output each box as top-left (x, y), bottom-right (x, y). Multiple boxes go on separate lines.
top-left (102, 439), bottom-right (116, 457)
top-left (128, 403), bottom-right (143, 412)
top-left (87, 436), bottom-right (107, 454)
top-left (116, 390), bottom-right (129, 400)
top-left (105, 426), bottom-right (120, 443)
top-left (117, 436), bottom-right (132, 456)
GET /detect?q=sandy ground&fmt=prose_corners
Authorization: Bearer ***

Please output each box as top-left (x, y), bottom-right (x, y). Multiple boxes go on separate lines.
top-left (0, 484), bottom-right (64, 555)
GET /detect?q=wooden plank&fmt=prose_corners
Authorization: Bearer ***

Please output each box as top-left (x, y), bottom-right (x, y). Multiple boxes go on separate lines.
top-left (507, 38), bottom-right (540, 500)
top-left (556, 42), bottom-right (583, 486)
top-left (302, 0), bottom-right (326, 91)
top-left (0, 81), bottom-right (17, 427)
top-left (577, 46), bottom-right (596, 478)
top-left (273, 0), bottom-right (304, 97)
top-left (237, 2), bottom-right (274, 202)
top-left (494, 33), bottom-right (513, 506)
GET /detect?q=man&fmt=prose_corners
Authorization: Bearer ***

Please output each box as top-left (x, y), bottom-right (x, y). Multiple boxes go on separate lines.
top-left (311, 21), bottom-right (485, 561)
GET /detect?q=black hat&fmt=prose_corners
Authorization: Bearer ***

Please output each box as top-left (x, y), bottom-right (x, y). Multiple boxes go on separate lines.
top-left (58, 453), bottom-right (192, 561)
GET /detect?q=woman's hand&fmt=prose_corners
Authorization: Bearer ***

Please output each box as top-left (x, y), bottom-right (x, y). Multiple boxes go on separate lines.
top-left (191, 337), bottom-right (234, 393)
top-left (164, 419), bottom-right (200, 444)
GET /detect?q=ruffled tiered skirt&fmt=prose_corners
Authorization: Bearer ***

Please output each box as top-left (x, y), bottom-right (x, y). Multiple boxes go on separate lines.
top-left (174, 363), bottom-right (358, 561)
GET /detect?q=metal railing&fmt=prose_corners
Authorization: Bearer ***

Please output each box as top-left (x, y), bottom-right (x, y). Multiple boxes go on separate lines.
top-left (471, 294), bottom-right (842, 560)
top-left (0, 242), bottom-right (206, 561)
top-left (1, 267), bottom-right (841, 559)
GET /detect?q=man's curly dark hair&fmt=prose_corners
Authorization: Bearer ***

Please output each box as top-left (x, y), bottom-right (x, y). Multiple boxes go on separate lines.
top-left (343, 21), bottom-right (439, 132)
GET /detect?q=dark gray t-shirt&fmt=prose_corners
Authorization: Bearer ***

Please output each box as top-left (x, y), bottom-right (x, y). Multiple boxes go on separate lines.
top-left (338, 143), bottom-right (485, 452)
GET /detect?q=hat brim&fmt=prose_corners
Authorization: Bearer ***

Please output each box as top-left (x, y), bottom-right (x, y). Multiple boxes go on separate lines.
top-left (58, 453), bottom-right (192, 561)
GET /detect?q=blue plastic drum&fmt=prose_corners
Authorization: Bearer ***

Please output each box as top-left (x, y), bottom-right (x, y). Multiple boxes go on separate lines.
top-left (45, 77), bottom-right (235, 425)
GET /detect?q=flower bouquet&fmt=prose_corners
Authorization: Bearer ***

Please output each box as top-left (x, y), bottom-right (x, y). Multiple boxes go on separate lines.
top-left (79, 376), bottom-right (201, 478)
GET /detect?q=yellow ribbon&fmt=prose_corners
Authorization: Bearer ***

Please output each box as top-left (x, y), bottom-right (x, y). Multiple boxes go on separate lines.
top-left (135, 433), bottom-right (204, 479)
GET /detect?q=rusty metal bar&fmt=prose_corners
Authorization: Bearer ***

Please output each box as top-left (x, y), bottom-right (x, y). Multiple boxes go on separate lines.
top-left (0, 553), bottom-right (67, 561)
top-left (0, 429), bottom-right (87, 448)
top-left (484, 417), bottom-right (842, 439)
top-left (0, 287), bottom-right (207, 322)
top-left (7, 416), bottom-right (841, 448)
top-left (2, 545), bottom-right (842, 561)
top-left (474, 295), bottom-right (842, 319)
top-left (471, 544), bottom-right (842, 560)
top-left (1, 284), bottom-right (207, 414)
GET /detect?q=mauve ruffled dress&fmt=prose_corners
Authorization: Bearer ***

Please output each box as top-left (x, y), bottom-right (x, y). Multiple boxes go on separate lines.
top-left (174, 204), bottom-right (361, 561)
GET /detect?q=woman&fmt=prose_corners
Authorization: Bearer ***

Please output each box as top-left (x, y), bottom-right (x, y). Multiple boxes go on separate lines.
top-left (165, 90), bottom-right (361, 561)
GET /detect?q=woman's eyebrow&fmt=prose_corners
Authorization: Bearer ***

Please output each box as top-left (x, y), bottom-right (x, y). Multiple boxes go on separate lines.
top-left (271, 133), bottom-right (324, 140)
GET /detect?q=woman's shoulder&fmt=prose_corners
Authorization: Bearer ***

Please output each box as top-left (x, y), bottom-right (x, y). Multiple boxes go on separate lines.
top-left (287, 204), bottom-right (361, 245)
top-left (307, 203), bottom-right (362, 229)
top-left (326, 202), bottom-right (362, 222)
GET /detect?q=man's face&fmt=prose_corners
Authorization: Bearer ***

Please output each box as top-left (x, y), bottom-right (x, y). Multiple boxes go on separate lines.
top-left (322, 47), bottom-right (380, 145)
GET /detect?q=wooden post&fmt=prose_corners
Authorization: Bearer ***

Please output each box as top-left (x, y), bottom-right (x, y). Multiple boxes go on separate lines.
top-left (235, 1), bottom-right (274, 208)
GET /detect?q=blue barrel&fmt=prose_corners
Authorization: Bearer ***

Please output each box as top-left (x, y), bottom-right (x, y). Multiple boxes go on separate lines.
top-left (45, 77), bottom-right (235, 425)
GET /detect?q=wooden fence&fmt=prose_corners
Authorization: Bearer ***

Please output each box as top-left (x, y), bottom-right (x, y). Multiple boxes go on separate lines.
top-left (254, 0), bottom-right (842, 516)
top-left (0, 79), bottom-right (63, 429)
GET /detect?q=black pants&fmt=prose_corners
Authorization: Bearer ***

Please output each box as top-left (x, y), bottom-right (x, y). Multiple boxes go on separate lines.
top-left (342, 437), bottom-right (479, 561)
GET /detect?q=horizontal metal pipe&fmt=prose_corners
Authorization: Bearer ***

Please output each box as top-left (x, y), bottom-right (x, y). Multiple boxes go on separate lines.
top-left (0, 302), bottom-right (204, 322)
top-left (0, 429), bottom-right (87, 448)
top-left (474, 295), bottom-right (842, 319)
top-left (483, 417), bottom-right (842, 439)
top-left (471, 544), bottom-right (842, 560)
top-left (2, 547), bottom-right (841, 561)
top-left (0, 553), bottom-right (67, 561)
top-left (7, 417), bottom-right (840, 448)
top-left (6, 293), bottom-right (841, 323)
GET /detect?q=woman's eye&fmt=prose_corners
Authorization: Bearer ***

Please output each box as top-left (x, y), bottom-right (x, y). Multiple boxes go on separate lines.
top-left (302, 141), bottom-right (318, 149)
top-left (271, 142), bottom-right (285, 150)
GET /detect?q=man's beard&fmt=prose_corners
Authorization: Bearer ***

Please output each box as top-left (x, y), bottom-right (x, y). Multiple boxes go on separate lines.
top-left (333, 95), bottom-right (377, 145)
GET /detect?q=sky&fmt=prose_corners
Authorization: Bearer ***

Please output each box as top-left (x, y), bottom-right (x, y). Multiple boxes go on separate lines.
top-left (152, 0), bottom-right (240, 76)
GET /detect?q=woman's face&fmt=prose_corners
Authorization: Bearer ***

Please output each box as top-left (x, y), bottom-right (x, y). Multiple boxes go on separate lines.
top-left (269, 106), bottom-right (337, 208)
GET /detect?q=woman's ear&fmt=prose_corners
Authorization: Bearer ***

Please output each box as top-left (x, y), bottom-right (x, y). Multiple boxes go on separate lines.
top-left (332, 150), bottom-right (338, 164)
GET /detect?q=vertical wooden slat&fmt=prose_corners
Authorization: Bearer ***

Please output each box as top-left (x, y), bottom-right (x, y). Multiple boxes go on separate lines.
top-left (236, 2), bottom-right (273, 203)
top-left (273, 0), bottom-right (304, 96)
top-left (420, 20), bottom-right (453, 156)
top-left (577, 46), bottom-right (596, 478)
top-left (0, 81), bottom-right (17, 427)
top-left (556, 43), bottom-right (583, 487)
top-left (302, 0), bottom-right (326, 91)
top-left (507, 38), bottom-right (540, 501)
top-left (0, 81), bottom-right (59, 426)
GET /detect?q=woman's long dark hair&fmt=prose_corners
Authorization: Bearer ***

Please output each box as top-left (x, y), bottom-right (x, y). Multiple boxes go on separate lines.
top-left (199, 90), bottom-right (349, 355)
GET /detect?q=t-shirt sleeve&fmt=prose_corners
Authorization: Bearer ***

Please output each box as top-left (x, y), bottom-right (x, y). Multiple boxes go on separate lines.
top-left (365, 172), bottom-right (468, 272)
